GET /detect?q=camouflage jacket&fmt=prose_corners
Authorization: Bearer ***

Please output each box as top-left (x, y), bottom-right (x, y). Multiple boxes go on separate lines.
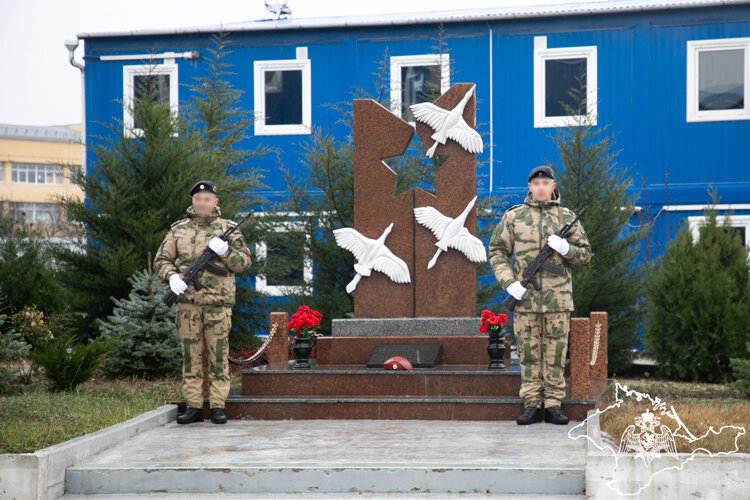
top-left (488, 190), bottom-right (591, 313)
top-left (153, 206), bottom-right (252, 307)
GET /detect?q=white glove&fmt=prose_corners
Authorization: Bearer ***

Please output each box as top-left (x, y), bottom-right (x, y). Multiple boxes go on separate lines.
top-left (547, 234), bottom-right (570, 256)
top-left (169, 274), bottom-right (188, 295)
top-left (507, 281), bottom-right (527, 300)
top-left (209, 237), bottom-right (229, 256)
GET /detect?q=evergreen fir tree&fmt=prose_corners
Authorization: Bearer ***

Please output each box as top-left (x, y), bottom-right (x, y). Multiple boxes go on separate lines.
top-left (546, 81), bottom-right (649, 375)
top-left (644, 207), bottom-right (750, 382)
top-left (98, 266), bottom-right (181, 379)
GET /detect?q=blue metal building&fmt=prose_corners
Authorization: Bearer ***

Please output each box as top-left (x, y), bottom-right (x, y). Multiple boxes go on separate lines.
top-left (77, 0), bottom-right (750, 295)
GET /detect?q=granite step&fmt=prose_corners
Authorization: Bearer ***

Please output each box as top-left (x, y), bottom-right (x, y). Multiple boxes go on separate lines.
top-left (64, 420), bottom-right (586, 496)
top-left (224, 395), bottom-right (596, 421)
top-left (241, 364), bottom-right (523, 398)
top-left (315, 335), bottom-right (501, 365)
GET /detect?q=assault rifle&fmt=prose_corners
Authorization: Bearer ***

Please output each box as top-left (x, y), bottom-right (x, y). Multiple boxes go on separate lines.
top-left (161, 211), bottom-right (252, 307)
top-left (502, 207), bottom-right (587, 312)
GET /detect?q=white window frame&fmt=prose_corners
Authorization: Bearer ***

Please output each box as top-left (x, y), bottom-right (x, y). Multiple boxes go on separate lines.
top-left (533, 36), bottom-right (597, 128)
top-left (8, 202), bottom-right (60, 224)
top-left (11, 163), bottom-right (63, 185)
top-left (253, 58), bottom-right (312, 136)
top-left (686, 37), bottom-right (750, 122)
top-left (390, 53), bottom-right (450, 122)
top-left (255, 219), bottom-right (313, 296)
top-left (688, 214), bottom-right (750, 259)
top-left (123, 63), bottom-right (179, 138)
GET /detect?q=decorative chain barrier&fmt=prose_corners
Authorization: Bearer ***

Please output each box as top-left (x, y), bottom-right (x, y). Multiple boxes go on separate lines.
top-left (228, 322), bottom-right (279, 366)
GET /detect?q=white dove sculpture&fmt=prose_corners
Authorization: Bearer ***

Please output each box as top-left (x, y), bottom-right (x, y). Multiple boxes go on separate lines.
top-left (333, 223), bottom-right (411, 293)
top-left (410, 85), bottom-right (483, 158)
top-left (414, 196), bottom-right (487, 270)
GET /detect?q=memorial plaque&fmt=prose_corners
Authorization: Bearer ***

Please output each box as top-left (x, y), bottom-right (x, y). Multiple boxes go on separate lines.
top-left (366, 344), bottom-right (442, 369)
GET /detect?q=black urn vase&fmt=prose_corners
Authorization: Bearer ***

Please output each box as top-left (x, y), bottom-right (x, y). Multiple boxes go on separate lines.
top-left (293, 337), bottom-right (313, 369)
top-left (487, 337), bottom-right (506, 370)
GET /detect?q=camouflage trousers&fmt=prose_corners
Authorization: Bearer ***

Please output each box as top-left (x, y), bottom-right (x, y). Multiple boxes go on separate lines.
top-left (513, 311), bottom-right (570, 409)
top-left (175, 303), bottom-right (232, 409)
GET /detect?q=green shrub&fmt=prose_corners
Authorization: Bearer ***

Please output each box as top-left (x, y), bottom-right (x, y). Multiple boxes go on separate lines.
top-left (31, 331), bottom-right (113, 391)
top-left (644, 208), bottom-right (750, 382)
top-left (0, 313), bottom-right (31, 395)
top-left (729, 343), bottom-right (750, 398)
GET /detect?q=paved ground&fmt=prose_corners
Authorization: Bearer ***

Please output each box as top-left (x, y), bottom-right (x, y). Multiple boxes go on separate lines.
top-left (69, 419), bottom-right (585, 469)
top-left (64, 419), bottom-right (587, 497)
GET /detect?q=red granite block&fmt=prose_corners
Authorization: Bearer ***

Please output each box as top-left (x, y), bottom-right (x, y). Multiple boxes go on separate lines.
top-left (267, 312), bottom-right (290, 365)
top-left (413, 83), bottom-right (477, 317)
top-left (352, 99), bottom-right (416, 318)
top-left (351, 84), bottom-right (479, 318)
top-left (569, 317), bottom-right (591, 400)
top-left (316, 335), bottom-right (488, 365)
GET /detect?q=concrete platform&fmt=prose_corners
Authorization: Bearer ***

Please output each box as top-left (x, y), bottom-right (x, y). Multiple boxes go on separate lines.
top-left (65, 419), bottom-right (586, 496)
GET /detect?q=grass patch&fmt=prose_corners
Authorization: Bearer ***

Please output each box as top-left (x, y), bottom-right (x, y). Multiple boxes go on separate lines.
top-left (0, 377), bottom-right (181, 453)
top-left (598, 378), bottom-right (749, 453)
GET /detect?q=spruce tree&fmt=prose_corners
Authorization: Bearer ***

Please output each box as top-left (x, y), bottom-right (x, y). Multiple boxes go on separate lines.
top-left (98, 266), bottom-right (181, 379)
top-left (644, 207), bottom-right (750, 382)
top-left (546, 83), bottom-right (648, 376)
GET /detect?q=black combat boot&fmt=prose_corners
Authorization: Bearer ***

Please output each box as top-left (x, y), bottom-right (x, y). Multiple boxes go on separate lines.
top-left (516, 406), bottom-right (542, 425)
top-left (177, 407), bottom-right (204, 424)
top-left (544, 406), bottom-right (569, 425)
top-left (211, 408), bottom-right (228, 424)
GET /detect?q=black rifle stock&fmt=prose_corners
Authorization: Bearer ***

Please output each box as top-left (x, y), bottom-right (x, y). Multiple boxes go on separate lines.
top-left (501, 207), bottom-right (587, 312)
top-left (161, 211), bottom-right (253, 307)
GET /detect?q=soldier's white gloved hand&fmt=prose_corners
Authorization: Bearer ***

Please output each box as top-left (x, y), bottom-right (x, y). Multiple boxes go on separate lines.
top-left (507, 281), bottom-right (527, 300)
top-left (209, 237), bottom-right (229, 256)
top-left (547, 234), bottom-right (570, 256)
top-left (169, 274), bottom-right (188, 295)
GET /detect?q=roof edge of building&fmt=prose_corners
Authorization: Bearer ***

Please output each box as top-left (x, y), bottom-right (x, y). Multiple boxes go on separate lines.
top-left (76, 0), bottom-right (750, 39)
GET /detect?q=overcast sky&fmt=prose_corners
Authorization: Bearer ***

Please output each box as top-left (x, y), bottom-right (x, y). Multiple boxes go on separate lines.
top-left (0, 0), bottom-right (593, 126)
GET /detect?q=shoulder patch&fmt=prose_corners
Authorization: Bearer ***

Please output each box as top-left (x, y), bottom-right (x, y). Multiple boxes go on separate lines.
top-left (170, 218), bottom-right (189, 229)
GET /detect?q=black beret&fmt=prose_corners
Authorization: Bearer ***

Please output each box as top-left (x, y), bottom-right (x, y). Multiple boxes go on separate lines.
top-left (528, 165), bottom-right (555, 182)
top-left (190, 180), bottom-right (217, 196)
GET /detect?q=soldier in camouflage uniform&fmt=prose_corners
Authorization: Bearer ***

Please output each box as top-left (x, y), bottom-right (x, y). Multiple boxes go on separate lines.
top-left (488, 166), bottom-right (591, 425)
top-left (154, 180), bottom-right (252, 424)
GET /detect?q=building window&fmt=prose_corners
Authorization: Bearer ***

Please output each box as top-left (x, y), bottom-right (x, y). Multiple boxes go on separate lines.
top-left (8, 202), bottom-right (60, 224)
top-left (687, 37), bottom-right (750, 122)
top-left (533, 36), bottom-right (597, 128)
top-left (123, 63), bottom-right (179, 137)
top-left (390, 54), bottom-right (450, 122)
top-left (11, 163), bottom-right (63, 185)
top-left (253, 58), bottom-right (311, 136)
top-left (255, 222), bottom-right (312, 296)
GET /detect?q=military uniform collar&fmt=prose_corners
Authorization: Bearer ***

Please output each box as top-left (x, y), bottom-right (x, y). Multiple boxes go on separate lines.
top-left (186, 205), bottom-right (221, 225)
top-left (524, 189), bottom-right (561, 209)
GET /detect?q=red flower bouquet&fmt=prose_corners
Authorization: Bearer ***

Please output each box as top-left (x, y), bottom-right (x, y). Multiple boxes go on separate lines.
top-left (479, 310), bottom-right (509, 339)
top-left (287, 305), bottom-right (323, 340)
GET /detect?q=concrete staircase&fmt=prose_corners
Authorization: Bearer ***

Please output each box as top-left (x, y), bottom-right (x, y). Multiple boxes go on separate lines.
top-left (63, 420), bottom-right (587, 497)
